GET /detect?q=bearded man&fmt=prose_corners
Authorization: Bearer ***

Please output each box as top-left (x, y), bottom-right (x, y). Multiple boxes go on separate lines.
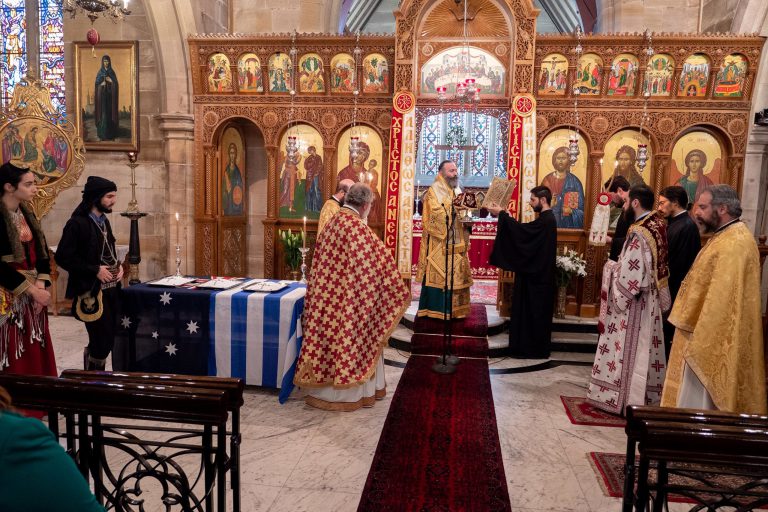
top-left (415, 160), bottom-right (473, 320)
top-left (661, 185), bottom-right (766, 414)
top-left (587, 185), bottom-right (670, 415)
top-left (487, 186), bottom-right (557, 358)
top-left (294, 183), bottom-right (410, 411)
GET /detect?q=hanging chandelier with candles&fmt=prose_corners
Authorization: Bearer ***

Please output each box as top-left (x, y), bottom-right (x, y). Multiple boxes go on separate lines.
top-left (349, 32), bottom-right (362, 168)
top-left (64, 0), bottom-right (131, 23)
top-left (568, 27), bottom-right (583, 167)
top-left (435, 0), bottom-right (481, 108)
top-left (637, 29), bottom-right (653, 173)
top-left (285, 31), bottom-right (300, 165)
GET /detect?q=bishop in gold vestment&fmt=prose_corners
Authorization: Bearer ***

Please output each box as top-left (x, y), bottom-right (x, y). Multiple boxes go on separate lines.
top-left (661, 186), bottom-right (767, 414)
top-left (416, 160), bottom-right (473, 319)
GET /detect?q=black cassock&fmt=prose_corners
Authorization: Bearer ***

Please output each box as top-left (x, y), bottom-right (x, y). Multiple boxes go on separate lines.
top-left (662, 211), bottom-right (701, 356)
top-left (490, 209), bottom-right (557, 358)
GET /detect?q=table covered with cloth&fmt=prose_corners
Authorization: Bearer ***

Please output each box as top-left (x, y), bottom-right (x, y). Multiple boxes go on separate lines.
top-left (112, 279), bottom-right (305, 403)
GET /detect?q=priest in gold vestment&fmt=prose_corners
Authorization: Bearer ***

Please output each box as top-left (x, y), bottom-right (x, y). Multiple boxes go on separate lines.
top-left (661, 186), bottom-right (767, 414)
top-left (317, 179), bottom-right (354, 233)
top-left (294, 183), bottom-right (410, 411)
top-left (416, 160), bottom-right (473, 319)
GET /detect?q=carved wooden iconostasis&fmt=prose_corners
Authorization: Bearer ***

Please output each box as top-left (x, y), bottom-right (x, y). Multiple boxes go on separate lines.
top-left (188, 34), bottom-right (394, 278)
top-left (189, 0), bottom-right (763, 317)
top-left (534, 33), bottom-right (763, 315)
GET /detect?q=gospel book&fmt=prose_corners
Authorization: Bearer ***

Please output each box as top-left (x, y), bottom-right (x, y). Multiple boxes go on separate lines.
top-left (482, 177), bottom-right (517, 208)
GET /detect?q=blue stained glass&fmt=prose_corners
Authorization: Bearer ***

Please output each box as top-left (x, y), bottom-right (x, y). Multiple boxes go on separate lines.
top-left (472, 113), bottom-right (489, 176)
top-left (494, 121), bottom-right (506, 177)
top-left (1, 2), bottom-right (27, 110)
top-left (423, 114), bottom-right (440, 175)
top-left (39, 0), bottom-right (64, 116)
top-left (449, 112), bottom-right (464, 170)
top-left (0, 1), bottom-right (65, 116)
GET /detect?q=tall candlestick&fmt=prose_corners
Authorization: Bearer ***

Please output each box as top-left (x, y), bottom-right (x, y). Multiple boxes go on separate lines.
top-left (302, 216), bottom-right (307, 249)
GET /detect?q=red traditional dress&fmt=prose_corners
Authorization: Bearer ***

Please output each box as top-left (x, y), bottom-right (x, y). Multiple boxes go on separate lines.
top-left (587, 211), bottom-right (670, 415)
top-left (0, 205), bottom-right (56, 379)
top-left (293, 206), bottom-right (410, 411)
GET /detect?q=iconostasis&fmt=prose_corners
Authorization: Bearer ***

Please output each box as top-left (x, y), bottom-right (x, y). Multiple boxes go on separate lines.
top-left (189, 1), bottom-right (762, 316)
top-left (188, 34), bottom-right (394, 278)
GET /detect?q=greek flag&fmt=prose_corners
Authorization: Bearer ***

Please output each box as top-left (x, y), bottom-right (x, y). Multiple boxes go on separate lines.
top-left (209, 281), bottom-right (306, 403)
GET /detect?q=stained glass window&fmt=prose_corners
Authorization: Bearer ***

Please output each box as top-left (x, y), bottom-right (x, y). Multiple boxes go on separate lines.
top-left (417, 112), bottom-right (504, 186)
top-left (422, 114), bottom-right (440, 175)
top-left (0, 1), bottom-right (65, 116)
top-left (39, 0), bottom-right (65, 116)
top-left (0, 0), bottom-right (27, 110)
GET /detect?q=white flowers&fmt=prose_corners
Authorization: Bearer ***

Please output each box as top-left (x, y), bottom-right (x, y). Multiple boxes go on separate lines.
top-left (556, 248), bottom-right (587, 287)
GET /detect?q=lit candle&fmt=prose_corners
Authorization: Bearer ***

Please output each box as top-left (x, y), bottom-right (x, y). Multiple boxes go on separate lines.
top-left (174, 212), bottom-right (179, 246)
top-left (302, 216), bottom-right (306, 249)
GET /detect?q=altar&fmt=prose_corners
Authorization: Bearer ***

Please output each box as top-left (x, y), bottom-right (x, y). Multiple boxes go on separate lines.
top-left (411, 217), bottom-right (499, 281)
top-left (112, 279), bottom-right (305, 403)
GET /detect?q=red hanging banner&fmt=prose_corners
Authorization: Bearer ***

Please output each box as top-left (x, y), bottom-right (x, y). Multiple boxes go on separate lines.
top-left (384, 90), bottom-right (415, 259)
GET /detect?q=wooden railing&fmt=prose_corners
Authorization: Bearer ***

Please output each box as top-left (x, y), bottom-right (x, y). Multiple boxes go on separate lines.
top-left (622, 405), bottom-right (768, 512)
top-left (0, 372), bottom-right (244, 512)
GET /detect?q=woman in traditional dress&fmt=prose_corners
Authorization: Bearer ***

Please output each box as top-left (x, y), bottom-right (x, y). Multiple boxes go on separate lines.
top-left (0, 162), bottom-right (56, 382)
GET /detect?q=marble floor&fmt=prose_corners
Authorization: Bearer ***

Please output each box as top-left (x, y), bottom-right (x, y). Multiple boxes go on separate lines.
top-left (43, 314), bottom-right (696, 512)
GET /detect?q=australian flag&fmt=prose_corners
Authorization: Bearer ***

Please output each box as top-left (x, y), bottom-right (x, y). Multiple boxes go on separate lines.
top-left (113, 284), bottom-right (213, 375)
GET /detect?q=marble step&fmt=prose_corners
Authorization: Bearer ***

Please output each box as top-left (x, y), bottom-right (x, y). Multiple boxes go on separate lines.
top-left (401, 301), bottom-right (508, 336)
top-left (390, 324), bottom-right (598, 357)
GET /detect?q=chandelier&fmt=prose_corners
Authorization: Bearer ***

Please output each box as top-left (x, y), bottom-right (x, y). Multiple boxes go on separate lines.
top-left (435, 0), bottom-right (480, 161)
top-left (435, 0), bottom-right (481, 108)
top-left (568, 27), bottom-right (583, 167)
top-left (349, 32), bottom-right (363, 165)
top-left (64, 0), bottom-right (131, 23)
top-left (636, 29), bottom-right (653, 172)
top-left (285, 31), bottom-right (300, 162)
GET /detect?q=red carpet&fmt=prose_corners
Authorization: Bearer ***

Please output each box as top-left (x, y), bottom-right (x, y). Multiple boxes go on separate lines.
top-left (413, 303), bottom-right (489, 337)
top-left (560, 396), bottom-right (625, 427)
top-left (412, 279), bottom-right (497, 305)
top-left (358, 356), bottom-right (511, 511)
top-left (589, 452), bottom-right (768, 508)
top-left (412, 303), bottom-right (489, 358)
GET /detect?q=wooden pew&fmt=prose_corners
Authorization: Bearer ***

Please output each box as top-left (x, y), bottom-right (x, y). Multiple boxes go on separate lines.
top-left (59, 370), bottom-right (245, 512)
top-left (623, 405), bottom-right (768, 512)
top-left (0, 373), bottom-right (241, 512)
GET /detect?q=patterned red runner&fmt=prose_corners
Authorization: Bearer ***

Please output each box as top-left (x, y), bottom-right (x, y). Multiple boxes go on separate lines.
top-left (560, 396), bottom-right (626, 427)
top-left (358, 356), bottom-right (511, 511)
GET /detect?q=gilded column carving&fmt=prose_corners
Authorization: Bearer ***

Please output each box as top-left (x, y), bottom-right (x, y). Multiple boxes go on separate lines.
top-left (654, 155), bottom-right (670, 194)
top-left (204, 146), bottom-right (216, 216)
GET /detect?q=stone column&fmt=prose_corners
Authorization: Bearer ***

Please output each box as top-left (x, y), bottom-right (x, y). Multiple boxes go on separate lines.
top-left (743, 127), bottom-right (768, 234)
top-left (157, 113), bottom-right (195, 275)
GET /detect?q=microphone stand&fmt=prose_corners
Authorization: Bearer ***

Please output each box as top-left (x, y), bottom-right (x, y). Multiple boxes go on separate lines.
top-left (445, 201), bottom-right (460, 366)
top-left (432, 201), bottom-right (458, 375)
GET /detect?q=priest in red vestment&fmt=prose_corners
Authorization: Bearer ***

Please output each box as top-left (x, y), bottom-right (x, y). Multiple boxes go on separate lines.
top-left (293, 183), bottom-right (410, 411)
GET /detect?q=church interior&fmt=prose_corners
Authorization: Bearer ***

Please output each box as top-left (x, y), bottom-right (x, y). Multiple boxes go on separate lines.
top-left (2, 0), bottom-right (768, 510)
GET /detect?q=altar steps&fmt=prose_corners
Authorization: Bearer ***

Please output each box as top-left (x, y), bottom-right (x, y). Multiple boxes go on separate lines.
top-left (389, 301), bottom-right (599, 357)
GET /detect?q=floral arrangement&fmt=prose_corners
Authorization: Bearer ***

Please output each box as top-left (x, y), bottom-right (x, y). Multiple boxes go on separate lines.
top-left (555, 248), bottom-right (587, 288)
top-left (279, 229), bottom-right (303, 272)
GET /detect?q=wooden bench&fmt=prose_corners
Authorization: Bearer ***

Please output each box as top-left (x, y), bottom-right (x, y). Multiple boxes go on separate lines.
top-left (59, 370), bottom-right (245, 512)
top-left (0, 372), bottom-right (243, 512)
top-left (623, 405), bottom-right (768, 511)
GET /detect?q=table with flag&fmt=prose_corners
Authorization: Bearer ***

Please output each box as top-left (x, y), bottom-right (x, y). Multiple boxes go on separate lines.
top-left (113, 279), bottom-right (305, 403)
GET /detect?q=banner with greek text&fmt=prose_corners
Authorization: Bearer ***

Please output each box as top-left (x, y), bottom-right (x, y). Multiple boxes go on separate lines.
top-left (384, 91), bottom-right (415, 261)
top-left (395, 92), bottom-right (417, 277)
top-left (512, 94), bottom-right (537, 222)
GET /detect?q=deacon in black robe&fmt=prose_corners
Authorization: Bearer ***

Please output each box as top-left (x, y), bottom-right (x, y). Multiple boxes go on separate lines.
top-left (658, 186), bottom-right (702, 358)
top-left (488, 190), bottom-right (557, 358)
top-left (609, 212), bottom-right (629, 261)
